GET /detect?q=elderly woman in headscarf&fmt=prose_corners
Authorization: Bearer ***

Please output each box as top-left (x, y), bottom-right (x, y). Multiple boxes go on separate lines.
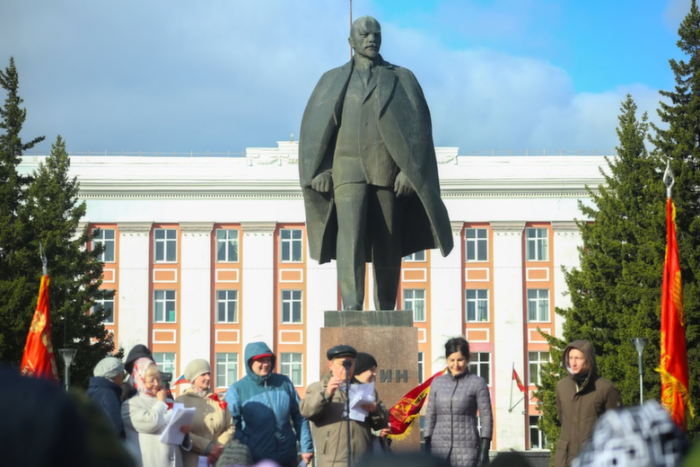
top-left (176, 359), bottom-right (234, 467)
top-left (121, 357), bottom-right (192, 467)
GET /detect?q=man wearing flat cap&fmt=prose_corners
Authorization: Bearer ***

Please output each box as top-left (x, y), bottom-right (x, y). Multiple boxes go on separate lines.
top-left (300, 345), bottom-right (389, 466)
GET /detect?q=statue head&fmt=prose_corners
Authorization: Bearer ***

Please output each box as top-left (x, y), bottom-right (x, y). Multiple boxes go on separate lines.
top-left (348, 16), bottom-right (382, 60)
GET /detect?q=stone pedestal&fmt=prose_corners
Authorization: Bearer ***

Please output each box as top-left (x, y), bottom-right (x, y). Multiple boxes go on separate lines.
top-left (320, 311), bottom-right (420, 451)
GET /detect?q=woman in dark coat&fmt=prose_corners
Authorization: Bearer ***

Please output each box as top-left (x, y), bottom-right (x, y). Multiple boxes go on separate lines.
top-left (424, 337), bottom-right (493, 467)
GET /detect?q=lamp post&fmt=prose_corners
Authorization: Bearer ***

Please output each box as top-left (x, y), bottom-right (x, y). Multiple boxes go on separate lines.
top-left (58, 348), bottom-right (77, 392)
top-left (631, 338), bottom-right (647, 405)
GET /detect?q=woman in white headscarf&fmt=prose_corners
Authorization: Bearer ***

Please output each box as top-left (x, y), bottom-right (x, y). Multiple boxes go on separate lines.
top-left (121, 357), bottom-right (192, 467)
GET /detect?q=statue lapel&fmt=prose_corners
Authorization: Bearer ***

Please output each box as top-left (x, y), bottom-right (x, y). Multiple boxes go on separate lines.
top-left (330, 60), bottom-right (354, 126)
top-left (375, 65), bottom-right (397, 116)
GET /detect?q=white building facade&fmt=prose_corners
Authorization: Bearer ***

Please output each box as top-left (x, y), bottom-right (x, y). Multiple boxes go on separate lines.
top-left (20, 143), bottom-right (609, 451)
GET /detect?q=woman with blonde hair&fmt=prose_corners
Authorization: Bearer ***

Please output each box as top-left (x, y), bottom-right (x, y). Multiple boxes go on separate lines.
top-left (121, 358), bottom-right (192, 467)
top-left (176, 359), bottom-right (234, 467)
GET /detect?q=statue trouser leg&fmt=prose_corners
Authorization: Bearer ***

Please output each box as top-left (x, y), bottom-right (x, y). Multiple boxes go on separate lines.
top-left (334, 182), bottom-right (369, 310)
top-left (368, 186), bottom-right (402, 311)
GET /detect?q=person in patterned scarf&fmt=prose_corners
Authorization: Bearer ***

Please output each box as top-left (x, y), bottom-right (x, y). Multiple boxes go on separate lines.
top-left (121, 357), bottom-right (192, 467)
top-left (176, 359), bottom-right (234, 467)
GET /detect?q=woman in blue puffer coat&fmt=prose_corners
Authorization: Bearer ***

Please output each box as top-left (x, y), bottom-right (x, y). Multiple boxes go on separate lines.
top-left (224, 342), bottom-right (314, 467)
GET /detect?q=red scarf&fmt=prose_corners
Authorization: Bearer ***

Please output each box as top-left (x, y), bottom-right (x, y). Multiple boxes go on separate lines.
top-left (209, 392), bottom-right (227, 411)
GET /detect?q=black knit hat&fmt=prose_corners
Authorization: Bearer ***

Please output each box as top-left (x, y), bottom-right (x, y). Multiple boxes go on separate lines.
top-left (354, 352), bottom-right (378, 375)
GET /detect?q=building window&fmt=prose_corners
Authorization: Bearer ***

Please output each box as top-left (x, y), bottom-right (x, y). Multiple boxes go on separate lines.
top-left (466, 228), bottom-right (488, 262)
top-left (154, 229), bottom-right (177, 262)
top-left (216, 290), bottom-right (238, 323)
top-left (215, 353), bottom-right (238, 388)
top-left (403, 289), bottom-right (426, 322)
top-left (154, 290), bottom-right (176, 323)
top-left (404, 250), bottom-right (426, 262)
top-left (529, 415), bottom-right (548, 449)
top-left (527, 289), bottom-right (550, 322)
top-left (216, 229), bottom-right (239, 262)
top-left (281, 290), bottom-right (302, 323)
top-left (526, 228), bottom-right (548, 261)
top-left (154, 352), bottom-right (176, 376)
top-left (466, 289), bottom-right (489, 322)
top-left (469, 352), bottom-right (491, 385)
top-left (93, 295), bottom-right (115, 325)
top-left (93, 229), bottom-right (115, 263)
top-left (418, 352), bottom-right (424, 384)
top-left (280, 353), bottom-right (303, 386)
top-left (528, 351), bottom-right (549, 385)
top-left (280, 229), bottom-right (303, 262)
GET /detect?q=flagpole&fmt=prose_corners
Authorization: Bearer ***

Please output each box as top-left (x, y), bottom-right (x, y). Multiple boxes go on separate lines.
top-left (349, 0), bottom-right (353, 60)
top-left (510, 362), bottom-right (514, 412)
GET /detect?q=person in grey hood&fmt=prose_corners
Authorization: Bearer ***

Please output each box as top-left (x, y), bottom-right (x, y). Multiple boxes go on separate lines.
top-left (555, 340), bottom-right (622, 467)
top-left (224, 342), bottom-right (313, 467)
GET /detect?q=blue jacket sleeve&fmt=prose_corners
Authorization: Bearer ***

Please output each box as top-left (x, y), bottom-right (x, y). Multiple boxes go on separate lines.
top-left (288, 380), bottom-right (314, 453)
top-left (225, 385), bottom-right (245, 441)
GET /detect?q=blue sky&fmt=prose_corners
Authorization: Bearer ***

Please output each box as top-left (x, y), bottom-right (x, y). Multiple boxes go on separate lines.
top-left (0, 0), bottom-right (692, 155)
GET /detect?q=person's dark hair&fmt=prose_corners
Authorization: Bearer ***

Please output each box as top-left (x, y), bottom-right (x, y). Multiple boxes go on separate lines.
top-left (445, 337), bottom-right (470, 360)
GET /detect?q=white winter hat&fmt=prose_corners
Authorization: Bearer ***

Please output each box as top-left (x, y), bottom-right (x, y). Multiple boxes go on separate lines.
top-left (94, 357), bottom-right (124, 379)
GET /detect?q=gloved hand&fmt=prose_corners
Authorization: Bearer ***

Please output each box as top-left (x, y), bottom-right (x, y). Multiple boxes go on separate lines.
top-left (424, 436), bottom-right (431, 454)
top-left (477, 438), bottom-right (491, 467)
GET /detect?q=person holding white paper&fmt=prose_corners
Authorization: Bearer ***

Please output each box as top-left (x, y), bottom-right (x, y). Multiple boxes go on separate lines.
top-left (122, 358), bottom-right (192, 467)
top-left (300, 346), bottom-right (388, 466)
top-left (353, 352), bottom-right (391, 452)
top-left (176, 359), bottom-right (234, 467)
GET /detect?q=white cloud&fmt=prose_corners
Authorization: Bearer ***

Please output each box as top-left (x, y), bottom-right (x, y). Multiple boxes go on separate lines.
top-left (0, 0), bottom-right (665, 155)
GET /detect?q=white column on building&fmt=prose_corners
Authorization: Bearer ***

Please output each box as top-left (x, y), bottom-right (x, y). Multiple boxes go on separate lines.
top-left (180, 222), bottom-right (214, 364)
top-left (429, 221), bottom-right (464, 374)
top-left (306, 251), bottom-right (338, 384)
top-left (240, 222), bottom-right (276, 350)
top-left (490, 221), bottom-right (526, 450)
top-left (117, 222), bottom-right (153, 355)
top-left (551, 221), bottom-right (582, 339)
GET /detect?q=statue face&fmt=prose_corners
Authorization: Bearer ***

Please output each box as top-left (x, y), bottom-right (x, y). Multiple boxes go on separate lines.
top-left (349, 17), bottom-right (381, 60)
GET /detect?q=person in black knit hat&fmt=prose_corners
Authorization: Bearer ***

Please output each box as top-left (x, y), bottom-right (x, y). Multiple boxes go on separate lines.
top-left (353, 352), bottom-right (391, 453)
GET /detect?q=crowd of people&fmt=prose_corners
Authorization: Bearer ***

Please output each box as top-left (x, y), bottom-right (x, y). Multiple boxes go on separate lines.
top-left (3, 336), bottom-right (699, 467)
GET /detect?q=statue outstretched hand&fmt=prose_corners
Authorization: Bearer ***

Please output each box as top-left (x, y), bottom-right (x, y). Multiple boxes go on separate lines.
top-left (311, 172), bottom-right (332, 193)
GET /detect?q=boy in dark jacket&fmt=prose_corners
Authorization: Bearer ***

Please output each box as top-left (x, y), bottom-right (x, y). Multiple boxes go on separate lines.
top-left (87, 356), bottom-right (125, 438)
top-left (555, 340), bottom-right (622, 467)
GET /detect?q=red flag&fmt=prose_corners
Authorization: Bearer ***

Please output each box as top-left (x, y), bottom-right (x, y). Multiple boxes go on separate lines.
top-left (20, 275), bottom-right (59, 382)
top-left (387, 368), bottom-right (446, 440)
top-left (657, 198), bottom-right (694, 430)
top-left (513, 368), bottom-right (526, 393)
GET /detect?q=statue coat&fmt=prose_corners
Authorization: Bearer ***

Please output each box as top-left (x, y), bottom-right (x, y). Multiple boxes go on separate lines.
top-left (299, 57), bottom-right (454, 264)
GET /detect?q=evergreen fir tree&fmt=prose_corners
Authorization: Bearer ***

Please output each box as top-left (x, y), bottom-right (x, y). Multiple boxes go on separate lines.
top-left (650, 0), bottom-right (700, 436)
top-left (23, 135), bottom-right (119, 387)
top-left (0, 57), bottom-right (44, 360)
top-left (536, 95), bottom-right (669, 462)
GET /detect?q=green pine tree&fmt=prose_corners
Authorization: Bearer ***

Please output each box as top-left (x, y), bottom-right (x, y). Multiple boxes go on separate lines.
top-left (536, 95), bottom-right (669, 464)
top-left (650, 0), bottom-right (700, 437)
top-left (23, 135), bottom-right (120, 387)
top-left (0, 57), bottom-right (45, 360)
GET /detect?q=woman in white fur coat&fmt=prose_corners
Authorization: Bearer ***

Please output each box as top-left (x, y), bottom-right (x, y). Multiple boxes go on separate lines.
top-left (122, 358), bottom-right (192, 467)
